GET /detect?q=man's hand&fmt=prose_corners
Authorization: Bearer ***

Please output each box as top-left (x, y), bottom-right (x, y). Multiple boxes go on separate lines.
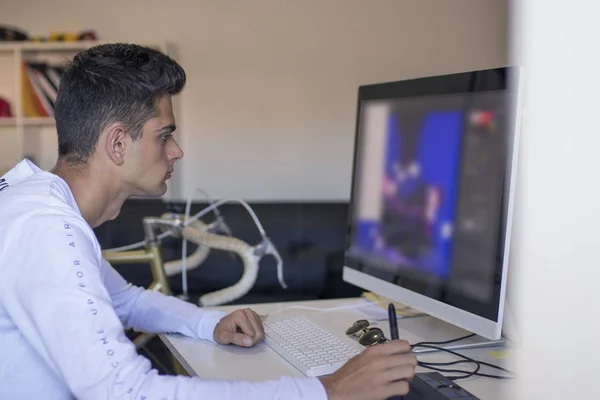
top-left (319, 340), bottom-right (417, 400)
top-left (213, 307), bottom-right (265, 347)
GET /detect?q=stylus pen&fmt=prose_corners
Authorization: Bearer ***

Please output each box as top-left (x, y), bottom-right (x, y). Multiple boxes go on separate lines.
top-left (388, 303), bottom-right (399, 340)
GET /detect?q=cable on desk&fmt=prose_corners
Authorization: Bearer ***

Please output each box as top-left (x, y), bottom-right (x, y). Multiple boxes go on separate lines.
top-left (409, 336), bottom-right (516, 381)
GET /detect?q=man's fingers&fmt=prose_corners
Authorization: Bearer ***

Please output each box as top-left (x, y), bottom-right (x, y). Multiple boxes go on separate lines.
top-left (233, 332), bottom-right (254, 347)
top-left (216, 329), bottom-right (233, 345)
top-left (377, 364), bottom-right (416, 385)
top-left (219, 330), bottom-right (254, 347)
top-left (384, 351), bottom-right (418, 369)
top-left (369, 339), bottom-right (412, 356)
top-left (367, 352), bottom-right (418, 375)
top-left (217, 308), bottom-right (269, 347)
top-left (233, 310), bottom-right (256, 338)
top-left (244, 308), bottom-right (265, 342)
top-left (383, 380), bottom-right (411, 398)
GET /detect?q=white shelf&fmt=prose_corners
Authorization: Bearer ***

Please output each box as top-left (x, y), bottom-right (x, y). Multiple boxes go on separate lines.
top-left (0, 117), bottom-right (56, 127)
top-left (23, 117), bottom-right (55, 126)
top-left (0, 41), bottom-right (98, 53)
top-left (0, 40), bottom-right (164, 53)
top-left (0, 118), bottom-right (16, 126)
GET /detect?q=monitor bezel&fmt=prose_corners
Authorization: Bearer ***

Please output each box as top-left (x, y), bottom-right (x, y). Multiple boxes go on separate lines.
top-left (342, 67), bottom-right (522, 340)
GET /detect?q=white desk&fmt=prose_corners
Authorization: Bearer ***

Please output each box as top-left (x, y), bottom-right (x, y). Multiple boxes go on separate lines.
top-left (160, 298), bottom-right (514, 400)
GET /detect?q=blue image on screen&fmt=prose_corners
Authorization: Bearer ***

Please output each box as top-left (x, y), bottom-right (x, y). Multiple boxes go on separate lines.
top-left (354, 110), bottom-right (464, 278)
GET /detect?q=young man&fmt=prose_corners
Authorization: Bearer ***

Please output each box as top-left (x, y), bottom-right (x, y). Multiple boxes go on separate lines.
top-left (0, 43), bottom-right (417, 400)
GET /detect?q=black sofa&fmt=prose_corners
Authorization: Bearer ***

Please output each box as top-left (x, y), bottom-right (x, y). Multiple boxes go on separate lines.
top-left (93, 199), bottom-right (363, 305)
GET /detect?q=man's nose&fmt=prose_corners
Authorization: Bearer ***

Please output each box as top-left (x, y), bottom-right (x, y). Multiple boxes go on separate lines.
top-left (168, 140), bottom-right (184, 160)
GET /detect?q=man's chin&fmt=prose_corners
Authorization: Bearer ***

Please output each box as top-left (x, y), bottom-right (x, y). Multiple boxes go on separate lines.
top-left (131, 183), bottom-right (168, 199)
top-left (155, 182), bottom-right (169, 197)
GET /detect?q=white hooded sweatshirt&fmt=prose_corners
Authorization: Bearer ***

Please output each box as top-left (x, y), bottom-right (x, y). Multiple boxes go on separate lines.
top-left (0, 159), bottom-right (327, 400)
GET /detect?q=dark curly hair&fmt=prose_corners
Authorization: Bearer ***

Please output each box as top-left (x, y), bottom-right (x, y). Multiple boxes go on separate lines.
top-left (54, 43), bottom-right (186, 164)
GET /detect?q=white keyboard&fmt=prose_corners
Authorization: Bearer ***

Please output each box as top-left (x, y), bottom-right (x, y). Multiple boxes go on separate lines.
top-left (263, 316), bottom-right (364, 377)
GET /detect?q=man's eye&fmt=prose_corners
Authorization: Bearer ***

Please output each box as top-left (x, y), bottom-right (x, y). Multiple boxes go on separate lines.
top-left (161, 135), bottom-right (171, 143)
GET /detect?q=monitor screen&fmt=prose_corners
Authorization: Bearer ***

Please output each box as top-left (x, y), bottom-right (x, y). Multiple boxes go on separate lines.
top-left (344, 68), bottom-right (519, 332)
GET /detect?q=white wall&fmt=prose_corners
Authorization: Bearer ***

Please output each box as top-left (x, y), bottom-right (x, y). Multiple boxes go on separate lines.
top-left (0, 0), bottom-right (508, 201)
top-left (511, 1), bottom-right (600, 399)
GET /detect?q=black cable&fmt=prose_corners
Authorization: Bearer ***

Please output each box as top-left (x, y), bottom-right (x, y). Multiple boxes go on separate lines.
top-left (413, 343), bottom-right (513, 373)
top-left (419, 359), bottom-right (473, 366)
top-left (416, 363), bottom-right (480, 380)
top-left (413, 333), bottom-right (476, 346)
top-left (409, 339), bottom-right (516, 381)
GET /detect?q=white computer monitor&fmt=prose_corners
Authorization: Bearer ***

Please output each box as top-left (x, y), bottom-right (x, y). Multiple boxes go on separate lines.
top-left (342, 67), bottom-right (522, 344)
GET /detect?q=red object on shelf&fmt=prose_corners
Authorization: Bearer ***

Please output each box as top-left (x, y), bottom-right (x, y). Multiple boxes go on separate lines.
top-left (0, 98), bottom-right (12, 118)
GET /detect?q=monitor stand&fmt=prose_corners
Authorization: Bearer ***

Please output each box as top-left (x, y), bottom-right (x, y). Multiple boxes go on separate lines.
top-left (390, 299), bottom-right (517, 353)
top-left (392, 314), bottom-right (506, 354)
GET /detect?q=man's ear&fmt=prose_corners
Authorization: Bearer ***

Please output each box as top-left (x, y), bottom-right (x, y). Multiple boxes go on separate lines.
top-left (104, 123), bottom-right (129, 166)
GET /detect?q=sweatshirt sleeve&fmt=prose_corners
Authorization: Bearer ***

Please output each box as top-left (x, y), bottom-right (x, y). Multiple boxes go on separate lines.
top-left (1, 213), bottom-right (328, 400)
top-left (101, 258), bottom-right (226, 342)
